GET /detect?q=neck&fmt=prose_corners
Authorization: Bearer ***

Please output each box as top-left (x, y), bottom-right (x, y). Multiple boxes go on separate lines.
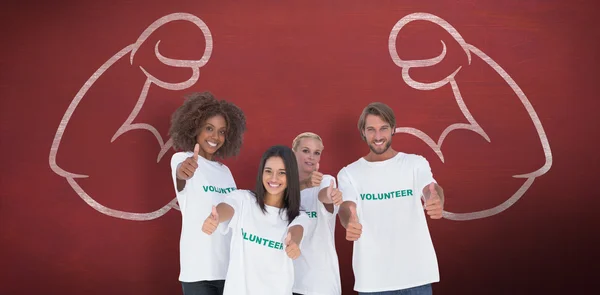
top-left (198, 151), bottom-right (213, 161)
top-left (264, 192), bottom-right (284, 208)
top-left (298, 170), bottom-right (311, 185)
top-left (364, 148), bottom-right (398, 162)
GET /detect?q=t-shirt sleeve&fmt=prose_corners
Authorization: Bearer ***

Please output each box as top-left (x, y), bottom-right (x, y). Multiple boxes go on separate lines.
top-left (288, 211), bottom-right (314, 249)
top-left (338, 167), bottom-right (360, 203)
top-left (415, 156), bottom-right (437, 197)
top-left (223, 164), bottom-right (237, 188)
top-left (170, 152), bottom-right (191, 209)
top-left (218, 189), bottom-right (247, 234)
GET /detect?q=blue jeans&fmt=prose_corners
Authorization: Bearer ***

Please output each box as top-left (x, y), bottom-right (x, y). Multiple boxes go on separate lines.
top-left (359, 284), bottom-right (432, 295)
top-left (181, 280), bottom-right (225, 295)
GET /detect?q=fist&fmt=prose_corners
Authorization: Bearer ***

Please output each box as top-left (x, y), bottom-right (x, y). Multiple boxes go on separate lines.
top-left (202, 206), bottom-right (219, 235)
top-left (346, 206), bottom-right (362, 241)
top-left (177, 144), bottom-right (200, 180)
top-left (285, 232), bottom-right (301, 260)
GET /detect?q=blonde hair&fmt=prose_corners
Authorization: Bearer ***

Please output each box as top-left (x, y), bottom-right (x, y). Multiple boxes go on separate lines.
top-left (292, 132), bottom-right (323, 151)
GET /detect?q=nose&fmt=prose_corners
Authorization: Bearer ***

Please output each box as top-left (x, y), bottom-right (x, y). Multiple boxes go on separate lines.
top-left (210, 130), bottom-right (221, 141)
top-left (269, 172), bottom-right (278, 182)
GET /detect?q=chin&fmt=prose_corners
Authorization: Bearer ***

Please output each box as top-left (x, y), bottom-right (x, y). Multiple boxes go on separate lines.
top-left (268, 190), bottom-right (284, 197)
top-left (207, 146), bottom-right (220, 153)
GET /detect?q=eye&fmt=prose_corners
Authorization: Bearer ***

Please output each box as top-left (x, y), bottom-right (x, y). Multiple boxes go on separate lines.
top-left (264, 169), bottom-right (272, 174)
top-left (278, 171), bottom-right (286, 175)
top-left (315, 151), bottom-right (321, 156)
top-left (206, 126), bottom-right (213, 132)
top-left (219, 130), bottom-right (226, 135)
top-left (302, 149), bottom-right (309, 154)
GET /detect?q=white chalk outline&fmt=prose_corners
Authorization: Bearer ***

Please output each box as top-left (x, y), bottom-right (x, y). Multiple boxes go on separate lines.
top-left (388, 13), bottom-right (553, 220)
top-left (49, 12), bottom-right (551, 222)
top-left (49, 13), bottom-right (212, 221)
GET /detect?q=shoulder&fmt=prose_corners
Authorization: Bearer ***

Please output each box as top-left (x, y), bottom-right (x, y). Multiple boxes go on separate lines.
top-left (397, 153), bottom-right (431, 170)
top-left (228, 189), bottom-right (254, 201)
top-left (337, 158), bottom-right (363, 177)
top-left (170, 151), bottom-right (191, 165)
top-left (219, 162), bottom-right (233, 173)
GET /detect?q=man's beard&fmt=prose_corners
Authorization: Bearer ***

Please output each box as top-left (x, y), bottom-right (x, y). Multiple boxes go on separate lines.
top-left (368, 140), bottom-right (392, 155)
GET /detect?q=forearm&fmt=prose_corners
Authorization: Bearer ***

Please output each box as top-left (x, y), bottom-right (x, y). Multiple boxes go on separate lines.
top-left (318, 188), bottom-right (335, 213)
top-left (287, 225), bottom-right (304, 244)
top-left (338, 201), bottom-right (355, 228)
top-left (215, 203), bottom-right (235, 223)
top-left (176, 178), bottom-right (186, 192)
top-left (318, 188), bottom-right (332, 204)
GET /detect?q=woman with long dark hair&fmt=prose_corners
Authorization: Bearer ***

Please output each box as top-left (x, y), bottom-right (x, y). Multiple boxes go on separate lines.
top-left (202, 145), bottom-right (308, 295)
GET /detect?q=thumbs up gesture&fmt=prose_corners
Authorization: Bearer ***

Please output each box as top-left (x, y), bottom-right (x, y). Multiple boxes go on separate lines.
top-left (346, 206), bottom-right (362, 241)
top-left (202, 205), bottom-right (219, 235)
top-left (304, 163), bottom-right (323, 188)
top-left (177, 143), bottom-right (200, 180)
top-left (327, 179), bottom-right (343, 206)
top-left (285, 232), bottom-right (301, 260)
top-left (424, 183), bottom-right (444, 219)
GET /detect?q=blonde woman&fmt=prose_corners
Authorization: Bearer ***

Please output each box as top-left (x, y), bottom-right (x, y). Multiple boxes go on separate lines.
top-left (291, 132), bottom-right (342, 295)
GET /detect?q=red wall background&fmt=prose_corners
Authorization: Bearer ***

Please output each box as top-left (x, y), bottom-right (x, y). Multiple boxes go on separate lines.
top-left (1, 0), bottom-right (599, 294)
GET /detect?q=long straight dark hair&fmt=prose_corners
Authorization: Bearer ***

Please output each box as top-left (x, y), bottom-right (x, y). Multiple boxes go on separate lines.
top-left (253, 145), bottom-right (301, 224)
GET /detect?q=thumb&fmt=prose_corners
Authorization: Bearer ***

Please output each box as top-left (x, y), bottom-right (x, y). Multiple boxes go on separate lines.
top-left (285, 232), bottom-right (292, 246)
top-left (429, 183), bottom-right (437, 195)
top-left (211, 205), bottom-right (219, 221)
top-left (349, 206), bottom-right (358, 223)
top-left (193, 143), bottom-right (200, 160)
top-left (327, 179), bottom-right (334, 196)
top-left (315, 162), bottom-right (319, 172)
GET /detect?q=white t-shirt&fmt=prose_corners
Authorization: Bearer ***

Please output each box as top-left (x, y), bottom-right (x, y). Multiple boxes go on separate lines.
top-left (170, 152), bottom-right (237, 282)
top-left (220, 190), bottom-right (308, 295)
top-left (293, 174), bottom-right (342, 295)
top-left (338, 152), bottom-right (439, 293)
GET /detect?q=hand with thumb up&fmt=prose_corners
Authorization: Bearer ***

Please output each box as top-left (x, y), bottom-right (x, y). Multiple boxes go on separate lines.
top-left (202, 205), bottom-right (219, 235)
top-left (326, 179), bottom-right (343, 206)
top-left (177, 143), bottom-right (200, 180)
top-left (346, 206), bottom-right (362, 241)
top-left (424, 182), bottom-right (444, 219)
top-left (285, 232), bottom-right (301, 260)
top-left (304, 162), bottom-right (323, 188)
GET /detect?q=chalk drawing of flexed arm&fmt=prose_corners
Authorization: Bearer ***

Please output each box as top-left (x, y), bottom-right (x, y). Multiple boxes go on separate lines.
top-left (49, 13), bottom-right (212, 221)
top-left (388, 13), bottom-right (553, 220)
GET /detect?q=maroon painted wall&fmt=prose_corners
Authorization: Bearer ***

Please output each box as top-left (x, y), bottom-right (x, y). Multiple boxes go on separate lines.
top-left (1, 1), bottom-right (598, 294)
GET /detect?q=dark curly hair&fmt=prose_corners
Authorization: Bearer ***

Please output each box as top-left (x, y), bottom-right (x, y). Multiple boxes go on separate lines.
top-left (169, 92), bottom-right (246, 159)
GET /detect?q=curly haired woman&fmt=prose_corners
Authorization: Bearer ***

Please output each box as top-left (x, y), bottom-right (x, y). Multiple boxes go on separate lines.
top-left (168, 91), bottom-right (246, 295)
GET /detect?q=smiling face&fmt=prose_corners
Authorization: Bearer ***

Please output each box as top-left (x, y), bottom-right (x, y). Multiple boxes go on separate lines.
top-left (363, 114), bottom-right (393, 155)
top-left (262, 156), bottom-right (288, 198)
top-left (294, 137), bottom-right (323, 174)
top-left (195, 114), bottom-right (227, 160)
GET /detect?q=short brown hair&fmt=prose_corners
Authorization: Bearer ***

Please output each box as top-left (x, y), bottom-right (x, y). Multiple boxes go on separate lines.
top-left (169, 92), bottom-right (246, 159)
top-left (357, 102), bottom-right (396, 141)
